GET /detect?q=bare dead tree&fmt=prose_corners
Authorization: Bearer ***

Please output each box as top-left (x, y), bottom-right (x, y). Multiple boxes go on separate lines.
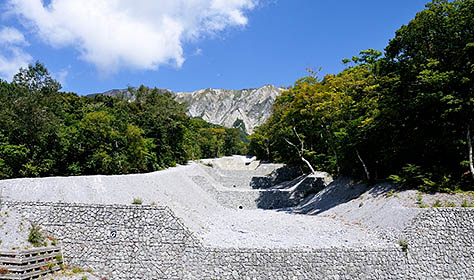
top-left (356, 148), bottom-right (370, 182)
top-left (467, 124), bottom-right (474, 180)
top-left (284, 127), bottom-right (316, 174)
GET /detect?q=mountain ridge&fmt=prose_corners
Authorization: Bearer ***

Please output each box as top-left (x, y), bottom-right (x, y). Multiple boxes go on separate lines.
top-left (90, 85), bottom-right (283, 134)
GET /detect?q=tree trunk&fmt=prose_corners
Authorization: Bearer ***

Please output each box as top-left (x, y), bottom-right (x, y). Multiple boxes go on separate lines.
top-left (301, 156), bottom-right (316, 174)
top-left (467, 125), bottom-right (474, 180)
top-left (356, 148), bottom-right (370, 181)
top-left (284, 127), bottom-right (316, 174)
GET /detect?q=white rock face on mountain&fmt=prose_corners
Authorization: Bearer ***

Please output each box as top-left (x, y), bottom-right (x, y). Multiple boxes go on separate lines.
top-left (174, 85), bottom-right (283, 134)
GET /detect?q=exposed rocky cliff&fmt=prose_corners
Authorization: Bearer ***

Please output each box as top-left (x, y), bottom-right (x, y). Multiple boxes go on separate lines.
top-left (174, 85), bottom-right (283, 134)
top-left (90, 85), bottom-right (283, 134)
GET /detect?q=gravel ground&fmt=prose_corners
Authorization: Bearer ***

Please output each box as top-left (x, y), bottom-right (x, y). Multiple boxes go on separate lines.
top-left (0, 157), bottom-right (388, 249)
top-left (286, 178), bottom-right (420, 242)
top-left (41, 270), bottom-right (101, 280)
top-left (1, 156), bottom-right (470, 250)
top-left (286, 176), bottom-right (473, 242)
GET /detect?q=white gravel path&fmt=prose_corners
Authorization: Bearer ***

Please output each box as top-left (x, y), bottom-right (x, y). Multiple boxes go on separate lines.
top-left (0, 157), bottom-right (402, 249)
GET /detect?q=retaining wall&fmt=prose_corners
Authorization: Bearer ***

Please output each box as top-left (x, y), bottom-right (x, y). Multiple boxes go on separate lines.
top-left (1, 201), bottom-right (472, 280)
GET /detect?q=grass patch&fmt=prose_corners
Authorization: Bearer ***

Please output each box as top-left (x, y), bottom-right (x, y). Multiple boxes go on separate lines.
top-left (132, 198), bottom-right (143, 205)
top-left (461, 200), bottom-right (473, 207)
top-left (385, 190), bottom-right (400, 198)
top-left (432, 200), bottom-right (442, 207)
top-left (416, 193), bottom-right (428, 208)
top-left (72, 267), bottom-right (84, 274)
top-left (443, 201), bottom-right (457, 207)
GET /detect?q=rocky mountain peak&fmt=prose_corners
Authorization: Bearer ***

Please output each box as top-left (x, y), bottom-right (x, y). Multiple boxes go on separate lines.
top-left (174, 85), bottom-right (283, 134)
top-left (90, 85), bottom-right (283, 134)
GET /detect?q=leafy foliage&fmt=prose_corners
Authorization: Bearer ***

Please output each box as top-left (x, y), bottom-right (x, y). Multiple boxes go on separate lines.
top-left (249, 0), bottom-right (474, 192)
top-left (0, 63), bottom-right (247, 179)
top-left (28, 224), bottom-right (44, 246)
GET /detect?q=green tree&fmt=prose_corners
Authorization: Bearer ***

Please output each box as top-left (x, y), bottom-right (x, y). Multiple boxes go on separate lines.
top-left (12, 61), bottom-right (61, 93)
top-left (2, 62), bottom-right (64, 177)
top-left (380, 0), bottom-right (474, 190)
top-left (79, 111), bottom-right (122, 174)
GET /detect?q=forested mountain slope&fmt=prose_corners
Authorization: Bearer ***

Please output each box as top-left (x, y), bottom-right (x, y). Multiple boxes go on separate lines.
top-left (92, 85), bottom-right (283, 134)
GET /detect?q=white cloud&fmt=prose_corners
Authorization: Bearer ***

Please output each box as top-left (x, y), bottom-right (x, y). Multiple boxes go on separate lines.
top-left (6, 0), bottom-right (258, 72)
top-left (0, 26), bottom-right (28, 45)
top-left (0, 26), bottom-right (32, 81)
top-left (53, 67), bottom-right (69, 87)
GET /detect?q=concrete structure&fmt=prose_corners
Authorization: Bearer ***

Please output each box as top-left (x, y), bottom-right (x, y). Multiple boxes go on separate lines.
top-left (1, 201), bottom-right (472, 280)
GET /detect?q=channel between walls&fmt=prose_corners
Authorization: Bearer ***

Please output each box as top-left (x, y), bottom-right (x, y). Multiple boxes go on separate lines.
top-left (1, 201), bottom-right (472, 280)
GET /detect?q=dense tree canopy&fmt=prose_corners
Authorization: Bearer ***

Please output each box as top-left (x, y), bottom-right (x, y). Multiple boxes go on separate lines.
top-left (0, 64), bottom-right (247, 179)
top-left (249, 0), bottom-right (473, 192)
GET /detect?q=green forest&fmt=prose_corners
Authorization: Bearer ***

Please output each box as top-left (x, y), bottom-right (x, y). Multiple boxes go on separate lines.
top-left (249, 0), bottom-right (473, 192)
top-left (0, 0), bottom-right (473, 193)
top-left (0, 64), bottom-right (247, 178)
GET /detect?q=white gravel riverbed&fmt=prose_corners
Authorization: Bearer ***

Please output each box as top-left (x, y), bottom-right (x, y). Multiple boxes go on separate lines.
top-left (1, 156), bottom-right (451, 249)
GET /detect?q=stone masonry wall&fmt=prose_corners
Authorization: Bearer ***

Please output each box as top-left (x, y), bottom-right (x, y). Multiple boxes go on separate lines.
top-left (1, 201), bottom-right (473, 280)
top-left (400, 208), bottom-right (474, 279)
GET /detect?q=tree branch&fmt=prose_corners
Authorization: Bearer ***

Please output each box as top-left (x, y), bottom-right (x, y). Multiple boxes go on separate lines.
top-left (284, 138), bottom-right (301, 156)
top-left (356, 148), bottom-right (370, 181)
top-left (467, 125), bottom-right (474, 180)
top-left (284, 128), bottom-right (316, 174)
top-left (293, 127), bottom-right (304, 152)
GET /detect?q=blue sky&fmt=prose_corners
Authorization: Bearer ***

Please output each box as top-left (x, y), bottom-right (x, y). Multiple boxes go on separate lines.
top-left (0, 0), bottom-right (429, 95)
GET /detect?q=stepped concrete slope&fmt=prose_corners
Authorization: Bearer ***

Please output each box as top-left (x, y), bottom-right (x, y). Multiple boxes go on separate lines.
top-left (0, 156), bottom-right (386, 249)
top-left (0, 156), bottom-right (473, 279)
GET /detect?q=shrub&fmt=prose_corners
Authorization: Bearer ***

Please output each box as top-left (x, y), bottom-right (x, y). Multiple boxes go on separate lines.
top-left (389, 164), bottom-right (455, 192)
top-left (47, 263), bottom-right (55, 270)
top-left (56, 254), bottom-right (63, 262)
top-left (399, 240), bottom-right (408, 252)
top-left (432, 200), bottom-right (442, 207)
top-left (0, 268), bottom-right (8, 275)
top-left (28, 224), bottom-right (44, 246)
top-left (132, 198), bottom-right (143, 205)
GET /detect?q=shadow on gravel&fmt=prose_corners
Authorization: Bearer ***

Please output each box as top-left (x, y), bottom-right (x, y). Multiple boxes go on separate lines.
top-left (254, 172), bottom-right (332, 212)
top-left (254, 190), bottom-right (295, 210)
top-left (265, 177), bottom-right (396, 216)
top-left (250, 167), bottom-right (302, 189)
